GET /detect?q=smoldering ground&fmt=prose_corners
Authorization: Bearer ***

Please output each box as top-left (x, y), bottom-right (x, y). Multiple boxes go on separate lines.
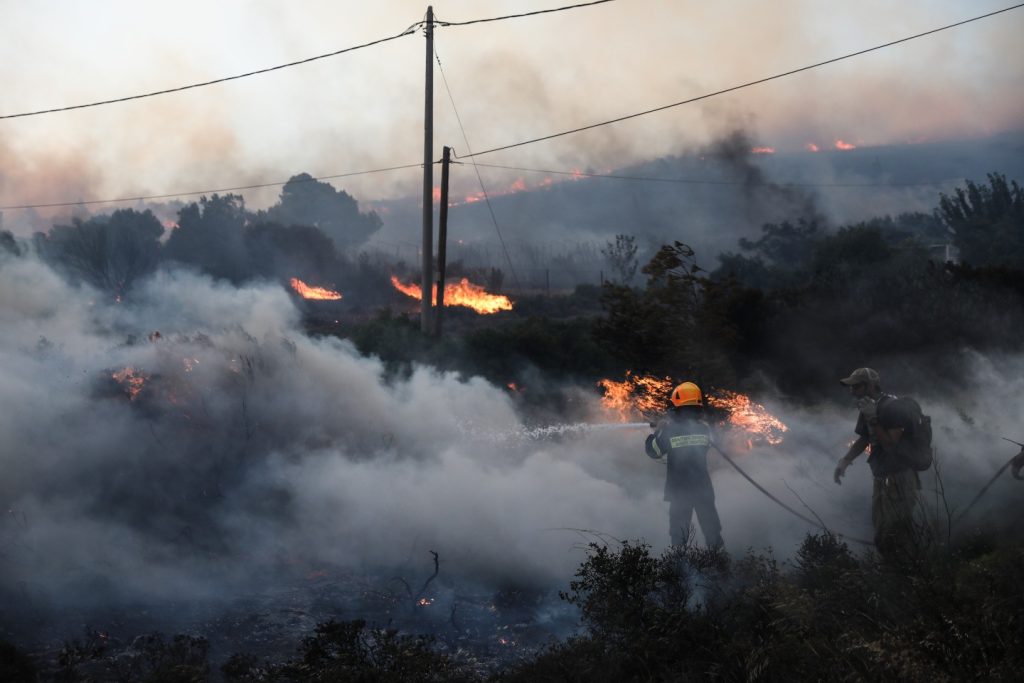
top-left (1, 250), bottom-right (1022, 643)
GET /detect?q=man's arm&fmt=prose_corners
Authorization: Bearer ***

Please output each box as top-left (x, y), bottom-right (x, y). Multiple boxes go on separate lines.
top-left (834, 434), bottom-right (869, 484)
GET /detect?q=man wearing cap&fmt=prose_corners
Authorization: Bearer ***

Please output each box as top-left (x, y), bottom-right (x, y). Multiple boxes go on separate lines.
top-left (833, 368), bottom-right (919, 559)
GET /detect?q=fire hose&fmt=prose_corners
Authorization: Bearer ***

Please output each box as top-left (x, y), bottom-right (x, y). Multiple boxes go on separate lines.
top-left (953, 438), bottom-right (1024, 524)
top-left (708, 442), bottom-right (874, 546)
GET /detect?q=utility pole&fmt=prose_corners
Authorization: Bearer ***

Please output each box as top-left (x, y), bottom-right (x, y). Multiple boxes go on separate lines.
top-left (435, 146), bottom-right (452, 336)
top-left (420, 6), bottom-right (435, 334)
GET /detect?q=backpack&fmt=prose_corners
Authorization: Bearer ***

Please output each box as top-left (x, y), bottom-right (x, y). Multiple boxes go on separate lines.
top-left (882, 397), bottom-right (933, 471)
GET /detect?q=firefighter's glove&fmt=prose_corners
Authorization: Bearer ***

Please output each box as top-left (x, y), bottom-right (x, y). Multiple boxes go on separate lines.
top-left (645, 434), bottom-right (663, 460)
top-left (856, 397), bottom-right (878, 421)
top-left (833, 456), bottom-right (853, 485)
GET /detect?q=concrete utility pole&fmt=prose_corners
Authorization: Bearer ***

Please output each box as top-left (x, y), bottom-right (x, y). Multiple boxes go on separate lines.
top-left (420, 6), bottom-right (435, 333)
top-left (435, 146), bottom-right (452, 336)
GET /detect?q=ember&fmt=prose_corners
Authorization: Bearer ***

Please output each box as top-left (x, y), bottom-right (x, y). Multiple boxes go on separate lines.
top-left (289, 277), bottom-right (342, 300)
top-left (390, 276), bottom-right (513, 314)
top-left (112, 366), bottom-right (148, 401)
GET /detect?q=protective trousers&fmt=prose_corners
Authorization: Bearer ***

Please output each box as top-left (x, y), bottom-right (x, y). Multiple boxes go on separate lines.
top-left (667, 479), bottom-right (723, 548)
top-left (871, 468), bottom-right (919, 560)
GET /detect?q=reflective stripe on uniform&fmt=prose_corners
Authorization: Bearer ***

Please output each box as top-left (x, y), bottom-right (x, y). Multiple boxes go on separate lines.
top-left (650, 439), bottom-right (665, 456)
top-left (669, 434), bottom-right (710, 448)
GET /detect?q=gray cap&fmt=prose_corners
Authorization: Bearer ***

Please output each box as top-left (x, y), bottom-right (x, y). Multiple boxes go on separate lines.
top-left (839, 367), bottom-right (880, 386)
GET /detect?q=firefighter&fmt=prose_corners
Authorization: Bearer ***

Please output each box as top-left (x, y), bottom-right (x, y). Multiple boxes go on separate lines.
top-left (645, 382), bottom-right (723, 548)
top-left (833, 367), bottom-right (919, 559)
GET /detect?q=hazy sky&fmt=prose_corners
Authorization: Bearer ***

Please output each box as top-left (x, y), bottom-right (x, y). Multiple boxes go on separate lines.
top-left (1, 0), bottom-right (1021, 215)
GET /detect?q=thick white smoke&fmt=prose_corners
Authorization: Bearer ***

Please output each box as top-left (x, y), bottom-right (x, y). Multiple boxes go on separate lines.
top-left (1, 250), bottom-right (1020, 615)
top-left (0, 254), bottom-right (666, 608)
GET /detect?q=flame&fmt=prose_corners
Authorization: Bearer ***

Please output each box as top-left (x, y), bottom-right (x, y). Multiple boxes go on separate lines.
top-left (390, 276), bottom-right (513, 314)
top-left (598, 372), bottom-right (788, 446)
top-left (834, 139), bottom-right (857, 151)
top-left (290, 277), bottom-right (342, 300)
top-left (805, 142), bottom-right (820, 152)
top-left (598, 371), bottom-right (673, 422)
top-left (751, 146), bottom-right (775, 155)
top-left (706, 389), bottom-right (788, 447)
top-left (112, 366), bottom-right (148, 401)
top-left (453, 170), bottom-right (587, 207)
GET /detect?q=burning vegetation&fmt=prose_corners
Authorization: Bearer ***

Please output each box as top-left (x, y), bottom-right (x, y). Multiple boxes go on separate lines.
top-left (390, 275), bottom-right (513, 314)
top-left (111, 366), bottom-right (148, 401)
top-left (598, 372), bottom-right (788, 448)
top-left (289, 277), bottom-right (342, 300)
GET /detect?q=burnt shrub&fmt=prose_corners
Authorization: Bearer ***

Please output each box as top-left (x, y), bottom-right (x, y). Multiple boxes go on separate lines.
top-left (0, 640), bottom-right (36, 682)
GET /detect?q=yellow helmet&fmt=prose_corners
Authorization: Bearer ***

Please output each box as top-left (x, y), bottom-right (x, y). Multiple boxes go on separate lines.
top-left (670, 382), bottom-right (702, 408)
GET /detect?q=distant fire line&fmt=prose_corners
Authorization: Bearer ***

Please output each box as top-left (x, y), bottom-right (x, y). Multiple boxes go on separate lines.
top-left (390, 276), bottom-right (512, 314)
top-left (290, 278), bottom-right (342, 300)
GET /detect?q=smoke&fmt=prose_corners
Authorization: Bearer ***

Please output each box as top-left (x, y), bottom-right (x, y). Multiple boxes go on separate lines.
top-left (1, 244), bottom-right (1021, 633)
top-left (0, 253), bottom-right (664, 611)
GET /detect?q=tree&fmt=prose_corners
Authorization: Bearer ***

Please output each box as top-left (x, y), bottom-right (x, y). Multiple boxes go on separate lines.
top-left (39, 209), bottom-right (163, 297)
top-left (264, 173), bottom-right (382, 251)
top-left (595, 241), bottom-right (746, 386)
top-left (243, 221), bottom-right (340, 281)
top-left (601, 234), bottom-right (639, 285)
top-left (938, 173), bottom-right (1024, 269)
top-left (164, 194), bottom-right (251, 283)
top-left (0, 230), bottom-right (20, 256)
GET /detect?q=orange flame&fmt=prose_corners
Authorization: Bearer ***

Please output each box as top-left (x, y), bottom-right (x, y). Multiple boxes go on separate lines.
top-left (598, 372), bottom-right (788, 446)
top-left (805, 142), bottom-right (820, 152)
top-left (598, 371), bottom-right (673, 422)
top-left (834, 139), bottom-right (857, 151)
top-left (112, 366), bottom-right (148, 401)
top-left (290, 277), bottom-right (342, 300)
top-left (751, 146), bottom-right (776, 155)
top-left (390, 276), bottom-right (513, 314)
top-left (706, 389), bottom-right (788, 447)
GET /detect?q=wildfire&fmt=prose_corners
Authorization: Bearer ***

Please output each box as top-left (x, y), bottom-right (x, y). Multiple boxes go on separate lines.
top-left (834, 139), bottom-right (857, 151)
top-left (751, 146), bottom-right (776, 155)
top-left (112, 366), bottom-right (148, 401)
top-left (290, 277), bottom-right (342, 301)
top-left (598, 372), bottom-right (673, 422)
top-left (706, 389), bottom-right (788, 447)
top-left (598, 372), bottom-right (788, 447)
top-left (390, 276), bottom-right (513, 314)
top-left (805, 142), bottom-right (820, 152)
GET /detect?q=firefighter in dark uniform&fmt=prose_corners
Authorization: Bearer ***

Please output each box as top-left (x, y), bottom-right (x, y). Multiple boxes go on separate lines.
top-left (645, 382), bottom-right (724, 548)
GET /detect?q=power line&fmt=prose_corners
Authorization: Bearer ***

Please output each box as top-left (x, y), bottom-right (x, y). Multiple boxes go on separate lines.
top-left (435, 48), bottom-right (521, 289)
top-left (435, 0), bottom-right (616, 27)
top-left (457, 2), bottom-right (1024, 158)
top-left (0, 23), bottom-right (423, 120)
top-left (464, 162), bottom-right (963, 189)
top-left (0, 163), bottom-right (421, 211)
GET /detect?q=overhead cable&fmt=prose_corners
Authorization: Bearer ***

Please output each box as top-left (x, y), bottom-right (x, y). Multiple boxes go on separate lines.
top-left (0, 23), bottom-right (424, 120)
top-left (457, 2), bottom-right (1024, 158)
top-left (435, 0), bottom-right (615, 27)
top-left (465, 162), bottom-right (962, 189)
top-left (0, 163), bottom-right (421, 211)
top-left (435, 49), bottom-right (521, 289)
